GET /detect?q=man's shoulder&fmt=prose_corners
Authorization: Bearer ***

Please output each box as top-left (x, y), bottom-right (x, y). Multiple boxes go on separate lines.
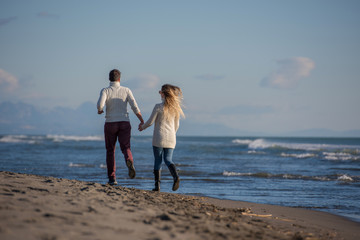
top-left (120, 85), bottom-right (131, 91)
top-left (103, 85), bottom-right (131, 91)
top-left (121, 86), bottom-right (136, 97)
top-left (113, 85), bottom-right (130, 92)
top-left (100, 86), bottom-right (109, 93)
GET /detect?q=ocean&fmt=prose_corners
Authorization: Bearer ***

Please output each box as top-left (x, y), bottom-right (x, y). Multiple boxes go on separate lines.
top-left (1, 134), bottom-right (359, 222)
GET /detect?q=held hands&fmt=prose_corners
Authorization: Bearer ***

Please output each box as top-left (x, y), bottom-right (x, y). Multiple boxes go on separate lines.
top-left (138, 122), bottom-right (144, 131)
top-left (136, 113), bottom-right (145, 131)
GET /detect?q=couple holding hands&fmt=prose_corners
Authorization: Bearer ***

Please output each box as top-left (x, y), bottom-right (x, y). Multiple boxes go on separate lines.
top-left (97, 69), bottom-right (185, 192)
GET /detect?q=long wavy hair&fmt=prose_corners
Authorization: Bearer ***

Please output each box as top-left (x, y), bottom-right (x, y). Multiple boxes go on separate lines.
top-left (161, 84), bottom-right (185, 120)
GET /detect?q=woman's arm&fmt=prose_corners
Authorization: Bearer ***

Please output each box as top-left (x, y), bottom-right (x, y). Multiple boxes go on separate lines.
top-left (139, 104), bottom-right (159, 131)
top-left (174, 114), bottom-right (180, 132)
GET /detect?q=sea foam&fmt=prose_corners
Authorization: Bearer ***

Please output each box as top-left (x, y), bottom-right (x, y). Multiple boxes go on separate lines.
top-left (232, 138), bottom-right (360, 154)
top-left (47, 135), bottom-right (103, 142)
top-left (0, 135), bottom-right (39, 144)
top-left (337, 174), bottom-right (354, 182)
top-left (281, 153), bottom-right (317, 159)
top-left (0, 134), bottom-right (103, 144)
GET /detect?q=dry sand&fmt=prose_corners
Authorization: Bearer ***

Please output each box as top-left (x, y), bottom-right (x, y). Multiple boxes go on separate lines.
top-left (0, 171), bottom-right (359, 240)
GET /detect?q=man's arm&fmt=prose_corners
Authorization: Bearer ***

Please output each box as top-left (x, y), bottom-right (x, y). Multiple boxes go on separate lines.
top-left (136, 112), bottom-right (144, 124)
top-left (127, 89), bottom-right (143, 116)
top-left (136, 112), bottom-right (144, 131)
top-left (97, 89), bottom-right (106, 114)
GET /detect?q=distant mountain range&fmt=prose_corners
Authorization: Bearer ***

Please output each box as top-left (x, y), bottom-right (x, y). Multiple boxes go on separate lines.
top-left (0, 101), bottom-right (103, 135)
top-left (0, 101), bottom-right (359, 137)
top-left (282, 128), bottom-right (360, 138)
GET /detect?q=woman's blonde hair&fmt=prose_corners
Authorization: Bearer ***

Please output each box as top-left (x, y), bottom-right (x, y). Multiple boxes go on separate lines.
top-left (161, 84), bottom-right (185, 120)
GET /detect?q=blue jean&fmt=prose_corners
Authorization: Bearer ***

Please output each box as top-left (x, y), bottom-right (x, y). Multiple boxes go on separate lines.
top-left (153, 146), bottom-right (174, 170)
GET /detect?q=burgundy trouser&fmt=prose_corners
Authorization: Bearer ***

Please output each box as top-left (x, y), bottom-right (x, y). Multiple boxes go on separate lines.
top-left (104, 121), bottom-right (133, 181)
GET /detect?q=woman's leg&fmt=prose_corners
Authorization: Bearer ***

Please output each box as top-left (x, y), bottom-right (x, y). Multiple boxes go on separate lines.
top-left (152, 146), bottom-right (164, 170)
top-left (152, 146), bottom-right (163, 191)
top-left (163, 148), bottom-right (174, 167)
top-left (163, 148), bottom-right (180, 191)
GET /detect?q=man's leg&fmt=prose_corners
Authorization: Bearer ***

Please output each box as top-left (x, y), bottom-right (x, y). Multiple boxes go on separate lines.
top-left (104, 122), bottom-right (118, 182)
top-left (118, 121), bottom-right (135, 178)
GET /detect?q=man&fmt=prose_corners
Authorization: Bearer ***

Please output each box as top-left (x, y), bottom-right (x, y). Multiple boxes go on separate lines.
top-left (97, 69), bottom-right (144, 185)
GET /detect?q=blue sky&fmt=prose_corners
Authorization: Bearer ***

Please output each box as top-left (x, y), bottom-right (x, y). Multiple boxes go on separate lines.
top-left (1, 0), bottom-right (360, 135)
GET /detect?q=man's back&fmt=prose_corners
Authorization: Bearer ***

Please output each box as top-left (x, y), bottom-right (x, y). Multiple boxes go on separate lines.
top-left (97, 81), bottom-right (140, 123)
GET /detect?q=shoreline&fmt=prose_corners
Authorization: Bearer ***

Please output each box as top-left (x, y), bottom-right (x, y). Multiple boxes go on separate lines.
top-left (1, 171), bottom-right (359, 240)
top-left (204, 198), bottom-right (360, 240)
top-left (194, 193), bottom-right (359, 224)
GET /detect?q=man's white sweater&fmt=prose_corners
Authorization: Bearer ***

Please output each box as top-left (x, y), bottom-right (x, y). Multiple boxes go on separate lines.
top-left (97, 81), bottom-right (140, 123)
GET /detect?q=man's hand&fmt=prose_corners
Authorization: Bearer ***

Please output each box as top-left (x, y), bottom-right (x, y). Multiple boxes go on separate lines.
top-left (138, 123), bottom-right (144, 131)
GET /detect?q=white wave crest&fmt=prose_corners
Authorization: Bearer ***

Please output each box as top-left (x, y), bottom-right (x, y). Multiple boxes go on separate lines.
top-left (337, 174), bottom-right (354, 182)
top-left (232, 138), bottom-right (360, 153)
top-left (47, 135), bottom-right (103, 142)
top-left (223, 171), bottom-right (340, 182)
top-left (323, 152), bottom-right (357, 161)
top-left (223, 171), bottom-right (251, 176)
top-left (69, 163), bottom-right (95, 168)
top-left (281, 153), bottom-right (317, 159)
top-left (0, 135), bottom-right (103, 144)
top-left (232, 138), bottom-right (273, 150)
top-left (232, 139), bottom-right (253, 145)
top-left (0, 135), bottom-right (39, 144)
top-left (248, 139), bottom-right (272, 149)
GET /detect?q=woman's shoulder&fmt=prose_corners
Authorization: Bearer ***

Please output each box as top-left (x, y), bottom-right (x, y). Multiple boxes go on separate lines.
top-left (150, 103), bottom-right (162, 113)
top-left (154, 103), bottom-right (164, 109)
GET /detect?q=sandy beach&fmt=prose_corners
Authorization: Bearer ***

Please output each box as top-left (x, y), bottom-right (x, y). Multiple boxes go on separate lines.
top-left (0, 171), bottom-right (359, 240)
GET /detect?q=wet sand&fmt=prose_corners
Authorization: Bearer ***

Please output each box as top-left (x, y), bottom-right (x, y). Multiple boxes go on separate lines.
top-left (1, 171), bottom-right (359, 240)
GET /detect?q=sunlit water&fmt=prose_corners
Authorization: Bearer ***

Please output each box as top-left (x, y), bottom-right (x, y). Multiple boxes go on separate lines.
top-left (1, 135), bottom-right (359, 222)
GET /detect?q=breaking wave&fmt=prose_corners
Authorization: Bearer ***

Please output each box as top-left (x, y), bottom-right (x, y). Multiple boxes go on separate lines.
top-left (323, 152), bottom-right (360, 161)
top-left (232, 138), bottom-right (360, 151)
top-left (222, 171), bottom-right (358, 182)
top-left (68, 163), bottom-right (96, 168)
top-left (0, 135), bottom-right (40, 144)
top-left (231, 139), bottom-right (253, 145)
top-left (69, 163), bottom-right (108, 169)
top-left (0, 134), bottom-right (103, 144)
top-left (232, 138), bottom-right (360, 161)
top-left (280, 153), bottom-right (317, 159)
top-left (47, 135), bottom-right (103, 142)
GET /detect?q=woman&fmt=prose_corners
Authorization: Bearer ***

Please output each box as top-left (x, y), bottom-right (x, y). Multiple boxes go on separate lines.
top-left (139, 84), bottom-right (185, 191)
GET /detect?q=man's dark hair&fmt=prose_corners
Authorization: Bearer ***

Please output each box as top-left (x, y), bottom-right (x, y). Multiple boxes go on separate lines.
top-left (109, 69), bottom-right (121, 82)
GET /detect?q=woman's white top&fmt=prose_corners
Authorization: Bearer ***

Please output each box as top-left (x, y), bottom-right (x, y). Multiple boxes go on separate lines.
top-left (141, 103), bottom-right (179, 148)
